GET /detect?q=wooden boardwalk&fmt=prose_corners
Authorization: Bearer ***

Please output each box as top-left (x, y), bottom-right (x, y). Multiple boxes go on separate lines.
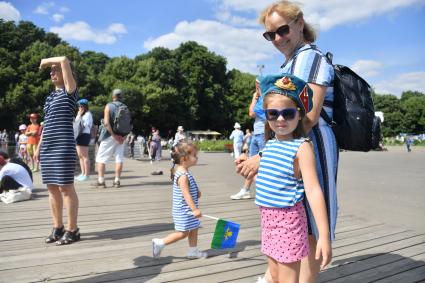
top-left (1, 151), bottom-right (424, 283)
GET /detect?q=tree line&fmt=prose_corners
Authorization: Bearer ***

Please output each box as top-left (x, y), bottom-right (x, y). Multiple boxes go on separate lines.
top-left (0, 20), bottom-right (424, 137)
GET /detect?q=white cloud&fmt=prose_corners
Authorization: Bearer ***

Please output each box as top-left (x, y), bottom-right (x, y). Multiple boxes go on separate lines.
top-left (215, 0), bottom-right (424, 30)
top-left (107, 23), bottom-right (127, 34)
top-left (0, 1), bottom-right (21, 22)
top-left (351, 60), bottom-right (384, 77)
top-left (373, 72), bottom-right (425, 96)
top-left (144, 19), bottom-right (275, 73)
top-left (34, 2), bottom-right (55, 15)
top-left (52, 13), bottom-right (64, 22)
top-left (50, 21), bottom-right (127, 45)
top-left (59, 6), bottom-right (70, 13)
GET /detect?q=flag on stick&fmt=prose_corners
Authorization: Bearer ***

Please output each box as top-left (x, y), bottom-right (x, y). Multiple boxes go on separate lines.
top-left (207, 215), bottom-right (240, 249)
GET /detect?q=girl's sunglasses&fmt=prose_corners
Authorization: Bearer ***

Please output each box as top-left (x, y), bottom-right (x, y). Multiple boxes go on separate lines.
top-left (265, 108), bottom-right (298, 121)
top-left (262, 18), bottom-right (297, 41)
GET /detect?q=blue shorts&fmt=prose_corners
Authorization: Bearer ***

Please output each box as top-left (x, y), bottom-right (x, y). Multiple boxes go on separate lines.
top-left (249, 133), bottom-right (265, 157)
top-left (76, 133), bottom-right (91, 146)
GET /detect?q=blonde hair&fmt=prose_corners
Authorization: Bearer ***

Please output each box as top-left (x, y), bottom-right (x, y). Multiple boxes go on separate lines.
top-left (263, 93), bottom-right (306, 141)
top-left (170, 141), bottom-right (198, 180)
top-left (258, 0), bottom-right (316, 43)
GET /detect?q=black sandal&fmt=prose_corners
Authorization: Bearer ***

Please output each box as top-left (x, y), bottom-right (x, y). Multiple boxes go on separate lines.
top-left (56, 228), bottom-right (81, 245)
top-left (45, 226), bottom-right (65, 244)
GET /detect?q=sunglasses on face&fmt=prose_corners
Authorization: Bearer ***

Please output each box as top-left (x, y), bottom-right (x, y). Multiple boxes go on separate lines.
top-left (263, 18), bottom-right (297, 41)
top-left (265, 108), bottom-right (298, 121)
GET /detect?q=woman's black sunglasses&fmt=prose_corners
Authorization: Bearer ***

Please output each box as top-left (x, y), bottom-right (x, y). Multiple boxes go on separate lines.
top-left (265, 108), bottom-right (298, 121)
top-left (263, 18), bottom-right (297, 41)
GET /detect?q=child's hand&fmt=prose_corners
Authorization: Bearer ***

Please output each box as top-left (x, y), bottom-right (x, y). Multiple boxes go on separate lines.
top-left (192, 208), bottom-right (202, 218)
top-left (315, 237), bottom-right (332, 270)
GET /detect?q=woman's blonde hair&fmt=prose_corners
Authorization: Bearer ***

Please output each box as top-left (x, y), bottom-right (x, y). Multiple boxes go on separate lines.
top-left (258, 0), bottom-right (316, 43)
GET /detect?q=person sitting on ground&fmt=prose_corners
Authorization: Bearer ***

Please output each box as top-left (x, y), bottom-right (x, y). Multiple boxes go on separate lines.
top-left (0, 155), bottom-right (33, 195)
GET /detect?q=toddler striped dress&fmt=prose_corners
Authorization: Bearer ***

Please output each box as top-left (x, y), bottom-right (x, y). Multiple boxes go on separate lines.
top-left (172, 171), bottom-right (200, 231)
top-left (40, 88), bottom-right (78, 185)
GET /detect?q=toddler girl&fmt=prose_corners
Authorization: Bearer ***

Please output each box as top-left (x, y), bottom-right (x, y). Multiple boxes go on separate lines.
top-left (152, 142), bottom-right (207, 259)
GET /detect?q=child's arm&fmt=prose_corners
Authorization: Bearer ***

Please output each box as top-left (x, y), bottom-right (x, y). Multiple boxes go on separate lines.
top-left (297, 141), bottom-right (332, 269)
top-left (178, 175), bottom-right (201, 218)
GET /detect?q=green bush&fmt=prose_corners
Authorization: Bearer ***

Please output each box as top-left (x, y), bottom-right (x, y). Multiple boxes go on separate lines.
top-left (194, 140), bottom-right (232, 151)
top-left (383, 137), bottom-right (425, 146)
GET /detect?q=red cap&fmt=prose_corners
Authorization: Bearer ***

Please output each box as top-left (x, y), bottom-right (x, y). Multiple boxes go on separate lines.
top-left (0, 155), bottom-right (6, 166)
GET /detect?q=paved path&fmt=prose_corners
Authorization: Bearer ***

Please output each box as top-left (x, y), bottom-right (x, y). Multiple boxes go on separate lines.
top-left (0, 147), bottom-right (424, 282)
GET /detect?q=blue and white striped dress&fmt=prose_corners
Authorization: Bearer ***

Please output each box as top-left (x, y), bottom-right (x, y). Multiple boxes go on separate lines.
top-left (40, 88), bottom-right (78, 185)
top-left (172, 171), bottom-right (200, 231)
top-left (281, 44), bottom-right (339, 241)
top-left (255, 138), bottom-right (306, 208)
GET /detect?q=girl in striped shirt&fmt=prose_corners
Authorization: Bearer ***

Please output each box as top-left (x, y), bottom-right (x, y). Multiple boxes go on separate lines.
top-left (152, 142), bottom-right (207, 259)
top-left (256, 74), bottom-right (331, 283)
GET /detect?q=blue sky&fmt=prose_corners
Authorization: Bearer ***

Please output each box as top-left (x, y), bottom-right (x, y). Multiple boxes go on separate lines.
top-left (2, 0), bottom-right (425, 97)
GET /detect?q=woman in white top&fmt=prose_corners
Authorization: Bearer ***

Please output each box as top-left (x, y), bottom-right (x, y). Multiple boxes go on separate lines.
top-left (75, 99), bottom-right (93, 181)
top-left (173, 125), bottom-right (186, 147)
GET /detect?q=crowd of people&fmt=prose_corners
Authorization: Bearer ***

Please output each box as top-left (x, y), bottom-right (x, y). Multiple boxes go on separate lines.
top-left (0, 1), bottom-right (348, 282)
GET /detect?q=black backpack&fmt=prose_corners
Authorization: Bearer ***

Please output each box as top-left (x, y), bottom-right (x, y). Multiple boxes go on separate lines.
top-left (111, 101), bottom-right (132, 136)
top-left (321, 52), bottom-right (382, 152)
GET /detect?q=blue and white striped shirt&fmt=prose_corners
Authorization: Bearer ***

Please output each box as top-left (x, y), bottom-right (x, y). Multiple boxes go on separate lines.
top-left (255, 138), bottom-right (306, 208)
top-left (281, 44), bottom-right (334, 123)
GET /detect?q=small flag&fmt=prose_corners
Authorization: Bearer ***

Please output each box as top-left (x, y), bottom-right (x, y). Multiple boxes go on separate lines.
top-left (210, 219), bottom-right (240, 249)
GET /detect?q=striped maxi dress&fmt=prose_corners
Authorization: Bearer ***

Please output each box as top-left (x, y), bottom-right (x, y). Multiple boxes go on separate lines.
top-left (281, 44), bottom-right (339, 241)
top-left (40, 88), bottom-right (78, 185)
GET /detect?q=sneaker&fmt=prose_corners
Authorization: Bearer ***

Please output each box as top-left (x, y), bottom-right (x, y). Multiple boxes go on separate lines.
top-left (92, 181), bottom-right (106, 188)
top-left (230, 189), bottom-right (251, 200)
top-left (79, 175), bottom-right (89, 181)
top-left (255, 276), bottom-right (267, 283)
top-left (113, 181), bottom-right (121, 188)
top-left (152, 238), bottom-right (165, 258)
top-left (187, 248), bottom-right (208, 259)
top-left (75, 174), bottom-right (83, 180)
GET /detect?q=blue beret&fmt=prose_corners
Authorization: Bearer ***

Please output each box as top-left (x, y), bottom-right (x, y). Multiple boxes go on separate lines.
top-left (78, 98), bottom-right (89, 105)
top-left (259, 73), bottom-right (313, 116)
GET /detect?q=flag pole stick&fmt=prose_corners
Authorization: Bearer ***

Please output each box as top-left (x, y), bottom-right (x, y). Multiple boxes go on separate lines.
top-left (203, 214), bottom-right (219, 220)
top-left (187, 212), bottom-right (219, 220)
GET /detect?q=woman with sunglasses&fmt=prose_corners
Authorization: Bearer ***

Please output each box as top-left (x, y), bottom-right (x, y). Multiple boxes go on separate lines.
top-left (236, 1), bottom-right (338, 282)
top-left (36, 56), bottom-right (81, 245)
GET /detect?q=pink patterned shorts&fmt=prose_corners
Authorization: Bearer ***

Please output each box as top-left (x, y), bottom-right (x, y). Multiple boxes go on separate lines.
top-left (260, 201), bottom-right (309, 263)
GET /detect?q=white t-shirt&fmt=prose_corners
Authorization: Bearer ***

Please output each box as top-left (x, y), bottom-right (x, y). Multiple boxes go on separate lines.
top-left (0, 162), bottom-right (33, 190)
top-left (75, 111), bottom-right (93, 134)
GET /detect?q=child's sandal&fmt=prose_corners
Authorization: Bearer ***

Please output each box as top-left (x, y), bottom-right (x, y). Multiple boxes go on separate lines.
top-left (55, 228), bottom-right (81, 245)
top-left (45, 226), bottom-right (65, 244)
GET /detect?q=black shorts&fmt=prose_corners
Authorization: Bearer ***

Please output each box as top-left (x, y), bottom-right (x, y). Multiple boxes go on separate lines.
top-left (76, 133), bottom-right (91, 146)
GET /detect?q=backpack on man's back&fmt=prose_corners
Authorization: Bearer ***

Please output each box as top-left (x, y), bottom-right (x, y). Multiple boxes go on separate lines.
top-left (111, 101), bottom-right (132, 136)
top-left (321, 52), bottom-right (382, 152)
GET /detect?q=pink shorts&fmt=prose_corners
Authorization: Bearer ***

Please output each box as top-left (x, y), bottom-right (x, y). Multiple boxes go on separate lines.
top-left (260, 201), bottom-right (309, 263)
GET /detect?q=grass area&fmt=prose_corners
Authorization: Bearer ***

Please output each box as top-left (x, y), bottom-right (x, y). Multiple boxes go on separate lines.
top-left (193, 140), bottom-right (233, 152)
top-left (383, 138), bottom-right (425, 146)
